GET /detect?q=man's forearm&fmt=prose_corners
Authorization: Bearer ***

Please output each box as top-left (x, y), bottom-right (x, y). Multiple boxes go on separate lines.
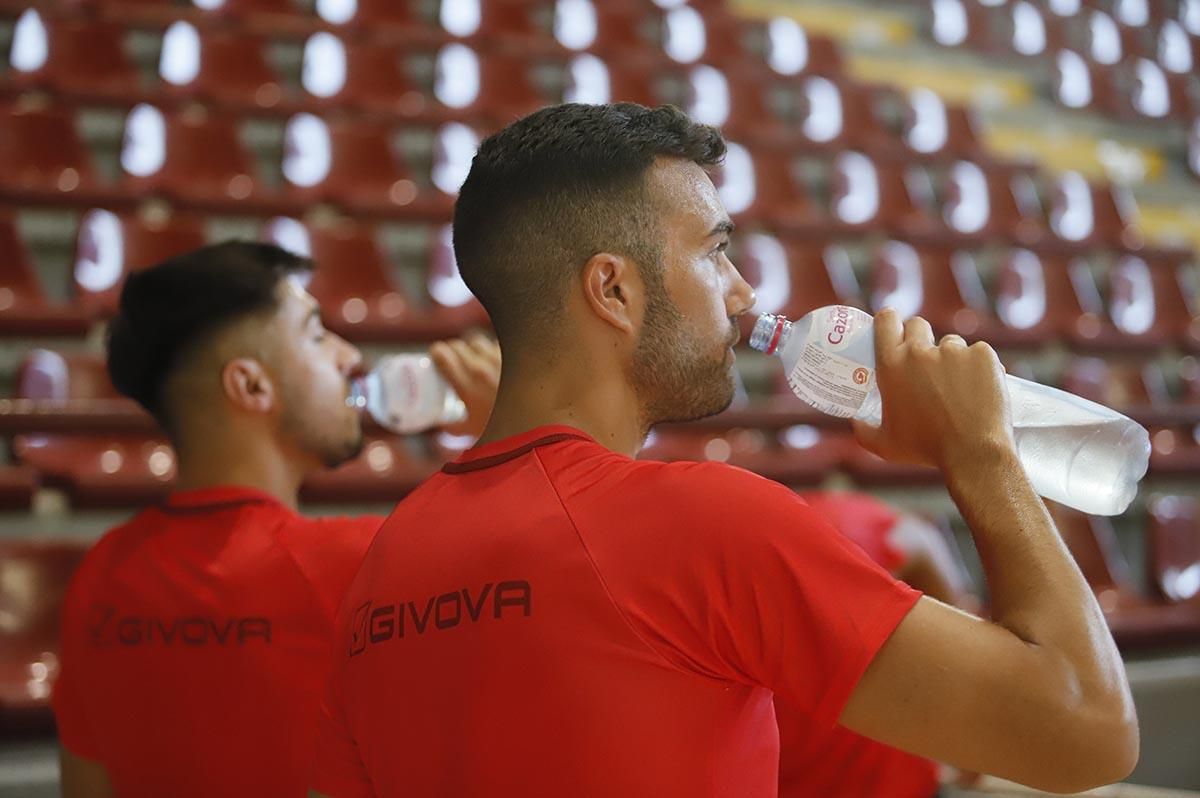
top-left (944, 444), bottom-right (1130, 711)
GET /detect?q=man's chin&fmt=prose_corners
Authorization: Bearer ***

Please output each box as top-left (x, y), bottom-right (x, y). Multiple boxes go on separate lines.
top-left (647, 382), bottom-right (736, 428)
top-left (322, 432), bottom-right (365, 470)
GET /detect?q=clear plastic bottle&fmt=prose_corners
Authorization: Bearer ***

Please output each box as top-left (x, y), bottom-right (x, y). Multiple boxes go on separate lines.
top-left (347, 354), bottom-right (467, 435)
top-left (749, 305), bottom-right (1151, 516)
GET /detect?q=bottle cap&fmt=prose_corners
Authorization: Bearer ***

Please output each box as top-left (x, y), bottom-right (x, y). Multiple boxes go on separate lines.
top-left (749, 314), bottom-right (786, 355)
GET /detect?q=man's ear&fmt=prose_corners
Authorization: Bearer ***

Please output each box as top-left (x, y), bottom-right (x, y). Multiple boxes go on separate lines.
top-left (221, 358), bottom-right (276, 415)
top-left (580, 252), bottom-right (642, 335)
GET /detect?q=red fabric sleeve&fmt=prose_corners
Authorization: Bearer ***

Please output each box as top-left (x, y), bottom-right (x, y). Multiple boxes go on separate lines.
top-left (310, 627), bottom-right (374, 797)
top-left (574, 462), bottom-right (921, 728)
top-left (798, 492), bottom-right (908, 574)
top-left (51, 566), bottom-right (102, 760)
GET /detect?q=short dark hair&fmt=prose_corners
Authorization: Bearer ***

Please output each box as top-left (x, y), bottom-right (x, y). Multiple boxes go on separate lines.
top-left (452, 103), bottom-right (725, 339)
top-left (107, 241), bottom-right (312, 429)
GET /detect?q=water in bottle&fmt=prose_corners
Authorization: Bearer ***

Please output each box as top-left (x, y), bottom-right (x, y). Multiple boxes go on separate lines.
top-left (748, 305), bottom-right (1151, 516)
top-left (347, 354), bottom-right (467, 435)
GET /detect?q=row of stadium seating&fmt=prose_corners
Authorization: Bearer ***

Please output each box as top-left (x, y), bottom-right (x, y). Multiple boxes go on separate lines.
top-left (0, 342), bottom-right (1196, 509)
top-left (926, 0), bottom-right (1200, 122)
top-left (5, 210), bottom-right (1197, 350)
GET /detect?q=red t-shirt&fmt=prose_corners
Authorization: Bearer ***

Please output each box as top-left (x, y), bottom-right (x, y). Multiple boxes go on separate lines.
top-left (52, 486), bottom-right (382, 797)
top-left (780, 492), bottom-right (939, 798)
top-left (312, 426), bottom-right (920, 798)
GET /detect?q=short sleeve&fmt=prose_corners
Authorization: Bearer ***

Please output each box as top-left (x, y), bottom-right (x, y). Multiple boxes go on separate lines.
top-left (798, 491), bottom-right (908, 574)
top-left (310, 623), bottom-right (373, 798)
top-left (575, 462), bottom-right (921, 728)
top-left (52, 573), bottom-right (101, 760)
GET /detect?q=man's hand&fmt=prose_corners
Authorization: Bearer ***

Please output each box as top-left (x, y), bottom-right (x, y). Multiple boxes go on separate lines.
top-left (851, 309), bottom-right (1015, 471)
top-left (430, 332), bottom-right (501, 438)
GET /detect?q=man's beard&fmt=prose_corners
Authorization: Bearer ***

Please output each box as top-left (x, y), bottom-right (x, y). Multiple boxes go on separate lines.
top-left (280, 388), bottom-right (366, 470)
top-left (629, 278), bottom-right (738, 432)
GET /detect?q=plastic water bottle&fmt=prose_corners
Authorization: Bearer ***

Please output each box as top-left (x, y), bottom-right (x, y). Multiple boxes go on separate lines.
top-left (347, 354), bottom-right (467, 434)
top-left (749, 306), bottom-right (1151, 516)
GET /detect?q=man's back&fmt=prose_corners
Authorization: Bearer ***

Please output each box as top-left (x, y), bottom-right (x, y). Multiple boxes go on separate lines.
top-left (315, 427), bottom-right (919, 797)
top-left (54, 486), bottom-right (379, 797)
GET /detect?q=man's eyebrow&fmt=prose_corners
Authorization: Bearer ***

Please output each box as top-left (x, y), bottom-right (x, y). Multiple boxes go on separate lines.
top-left (707, 220), bottom-right (736, 238)
top-left (302, 305), bottom-right (321, 326)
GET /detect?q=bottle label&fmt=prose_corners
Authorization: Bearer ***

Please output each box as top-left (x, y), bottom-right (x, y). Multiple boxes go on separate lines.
top-left (787, 306), bottom-right (874, 418)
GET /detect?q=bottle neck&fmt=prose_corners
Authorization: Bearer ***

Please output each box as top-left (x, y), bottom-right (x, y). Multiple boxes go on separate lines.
top-left (749, 313), bottom-right (794, 356)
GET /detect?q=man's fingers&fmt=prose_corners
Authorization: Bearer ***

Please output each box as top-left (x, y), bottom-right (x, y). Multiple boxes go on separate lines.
top-left (430, 341), bottom-right (471, 390)
top-left (449, 339), bottom-right (498, 384)
top-left (940, 334), bottom-right (967, 348)
top-left (874, 307), bottom-right (903, 356)
top-left (850, 418), bottom-right (886, 459)
top-left (465, 332), bottom-right (501, 370)
top-left (903, 315), bottom-right (935, 348)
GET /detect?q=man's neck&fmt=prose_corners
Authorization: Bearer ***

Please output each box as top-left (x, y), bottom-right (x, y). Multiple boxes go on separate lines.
top-left (172, 440), bottom-right (307, 510)
top-left (477, 360), bottom-right (646, 458)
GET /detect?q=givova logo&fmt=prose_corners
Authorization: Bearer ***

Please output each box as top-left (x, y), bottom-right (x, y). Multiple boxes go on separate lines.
top-left (87, 604), bottom-right (272, 646)
top-left (350, 580), bottom-right (532, 657)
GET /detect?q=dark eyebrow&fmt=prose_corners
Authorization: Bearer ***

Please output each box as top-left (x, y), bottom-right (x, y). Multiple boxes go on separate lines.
top-left (707, 220), bottom-right (736, 239)
top-left (303, 306), bottom-right (321, 327)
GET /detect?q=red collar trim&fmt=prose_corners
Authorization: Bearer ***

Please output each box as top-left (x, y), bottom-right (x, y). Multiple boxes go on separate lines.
top-left (442, 426), bottom-right (592, 474)
top-left (160, 485), bottom-right (286, 515)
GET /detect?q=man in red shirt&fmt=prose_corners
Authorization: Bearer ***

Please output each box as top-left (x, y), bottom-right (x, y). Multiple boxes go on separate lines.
top-left (779, 492), bottom-right (977, 798)
top-left (52, 242), bottom-right (500, 797)
top-left (311, 103), bottom-right (1137, 797)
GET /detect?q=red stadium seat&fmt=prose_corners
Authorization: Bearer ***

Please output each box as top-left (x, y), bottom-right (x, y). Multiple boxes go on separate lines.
top-left (0, 466), bottom-right (38, 510)
top-left (312, 0), bottom-right (434, 41)
top-left (2, 10), bottom-right (141, 104)
top-left (119, 104), bottom-right (265, 211)
top-left (298, 35), bottom-right (426, 117)
top-left (0, 540), bottom-right (88, 731)
top-left (1054, 50), bottom-right (1131, 118)
top-left (989, 247), bottom-right (1100, 347)
top-left (1146, 495), bottom-right (1200, 604)
top-left (826, 151), bottom-right (941, 238)
top-left (13, 433), bottom-right (175, 506)
top-left (0, 105), bottom-right (102, 205)
top-left (561, 53), bottom-right (660, 106)
top-left (422, 221), bottom-right (491, 335)
top-left (184, 0), bottom-right (306, 30)
top-left (267, 219), bottom-right (417, 341)
top-left (865, 241), bottom-right (1009, 342)
top-left (155, 21), bottom-right (285, 112)
top-left (15, 349), bottom-right (122, 403)
top-left (0, 215), bottom-right (90, 336)
top-left (280, 114), bottom-right (422, 216)
top-left (1058, 356), bottom-right (1164, 415)
top-left (71, 209), bottom-right (208, 319)
top-left (1148, 426), bottom-right (1200, 475)
top-left (791, 76), bottom-right (896, 153)
top-left (13, 350), bottom-right (173, 506)
top-left (1052, 250), bottom-right (1186, 351)
top-left (733, 235), bottom-right (867, 340)
top-left (901, 90), bottom-right (984, 159)
top-left (941, 160), bottom-right (1049, 246)
top-left (1046, 171), bottom-right (1142, 251)
top-left (264, 218), bottom-right (485, 340)
top-left (712, 145), bottom-right (824, 233)
top-left (1047, 502), bottom-right (1144, 614)
top-left (1003, 0), bottom-right (1072, 59)
top-left (742, 16), bottom-right (843, 78)
top-left (929, 0), bottom-right (1006, 54)
top-left (416, 44), bottom-right (550, 124)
